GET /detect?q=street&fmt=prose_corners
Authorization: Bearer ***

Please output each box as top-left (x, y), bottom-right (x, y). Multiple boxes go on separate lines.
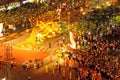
top-left (0, 30), bottom-right (70, 80)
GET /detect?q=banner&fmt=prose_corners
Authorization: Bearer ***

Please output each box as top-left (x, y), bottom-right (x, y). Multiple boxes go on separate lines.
top-left (0, 23), bottom-right (3, 37)
top-left (69, 31), bottom-right (76, 49)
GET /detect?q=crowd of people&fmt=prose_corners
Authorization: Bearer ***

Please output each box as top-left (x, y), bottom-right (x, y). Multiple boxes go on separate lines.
top-left (62, 25), bottom-right (120, 80)
top-left (0, 1), bottom-right (119, 80)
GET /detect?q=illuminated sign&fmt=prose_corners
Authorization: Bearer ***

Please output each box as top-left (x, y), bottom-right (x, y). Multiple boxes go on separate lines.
top-left (0, 23), bottom-right (3, 37)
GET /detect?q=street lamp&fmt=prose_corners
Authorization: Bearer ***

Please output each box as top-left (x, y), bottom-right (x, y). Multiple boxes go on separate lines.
top-left (4, 44), bottom-right (13, 80)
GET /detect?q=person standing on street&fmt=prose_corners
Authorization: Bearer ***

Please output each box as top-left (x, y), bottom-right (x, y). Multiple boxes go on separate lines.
top-left (62, 68), bottom-right (65, 80)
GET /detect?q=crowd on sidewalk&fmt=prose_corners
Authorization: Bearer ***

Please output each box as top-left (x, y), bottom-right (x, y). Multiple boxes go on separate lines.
top-left (61, 26), bottom-right (120, 80)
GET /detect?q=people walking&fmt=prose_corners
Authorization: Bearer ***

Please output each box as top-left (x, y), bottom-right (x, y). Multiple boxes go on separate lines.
top-left (52, 66), bottom-right (55, 80)
top-left (69, 70), bottom-right (72, 80)
top-left (45, 65), bottom-right (48, 73)
top-left (62, 69), bottom-right (65, 80)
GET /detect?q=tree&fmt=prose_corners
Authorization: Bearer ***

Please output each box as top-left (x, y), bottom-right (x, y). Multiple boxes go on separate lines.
top-left (115, 16), bottom-right (120, 24)
top-left (1, 0), bottom-right (22, 11)
top-left (3, 0), bottom-right (11, 10)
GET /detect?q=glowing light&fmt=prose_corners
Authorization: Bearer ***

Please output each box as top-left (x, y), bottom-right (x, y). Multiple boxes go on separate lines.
top-left (59, 9), bottom-right (61, 12)
top-left (106, 1), bottom-right (111, 6)
top-left (88, 32), bottom-right (91, 35)
top-left (13, 27), bottom-right (16, 30)
top-left (52, 2), bottom-right (55, 5)
top-left (52, 31), bottom-right (55, 34)
top-left (37, 33), bottom-right (42, 36)
top-left (102, 3), bottom-right (105, 6)
top-left (50, 29), bottom-right (53, 32)
top-left (96, 6), bottom-right (101, 9)
top-left (23, 0), bottom-right (29, 4)
top-left (59, 58), bottom-right (64, 65)
top-left (26, 29), bottom-right (29, 32)
top-left (62, 3), bottom-right (66, 6)
top-left (2, 78), bottom-right (6, 80)
top-left (28, 0), bottom-right (34, 3)
top-left (80, 7), bottom-right (84, 12)
top-left (106, 1), bottom-right (109, 4)
top-left (82, 12), bottom-right (86, 15)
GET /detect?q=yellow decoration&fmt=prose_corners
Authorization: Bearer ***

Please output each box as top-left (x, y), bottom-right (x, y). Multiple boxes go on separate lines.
top-left (13, 21), bottom-right (60, 50)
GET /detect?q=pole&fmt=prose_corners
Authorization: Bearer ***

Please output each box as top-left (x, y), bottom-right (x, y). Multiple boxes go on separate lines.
top-left (67, 11), bottom-right (70, 31)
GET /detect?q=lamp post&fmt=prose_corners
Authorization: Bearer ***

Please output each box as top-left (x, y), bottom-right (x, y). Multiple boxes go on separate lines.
top-left (4, 44), bottom-right (12, 80)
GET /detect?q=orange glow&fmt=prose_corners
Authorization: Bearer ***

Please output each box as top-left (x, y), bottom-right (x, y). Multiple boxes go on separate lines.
top-left (80, 7), bottom-right (84, 12)
top-left (59, 58), bottom-right (64, 65)
top-left (26, 29), bottom-right (29, 32)
top-left (112, 0), bottom-right (118, 5)
top-left (52, 2), bottom-right (55, 5)
top-left (62, 3), bottom-right (66, 6)
top-left (82, 12), bottom-right (86, 15)
top-left (96, 6), bottom-right (101, 9)
top-left (106, 1), bottom-right (111, 6)
top-left (0, 45), bottom-right (49, 61)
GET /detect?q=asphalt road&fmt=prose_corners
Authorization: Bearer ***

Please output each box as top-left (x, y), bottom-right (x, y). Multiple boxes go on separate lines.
top-left (0, 29), bottom-right (69, 80)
